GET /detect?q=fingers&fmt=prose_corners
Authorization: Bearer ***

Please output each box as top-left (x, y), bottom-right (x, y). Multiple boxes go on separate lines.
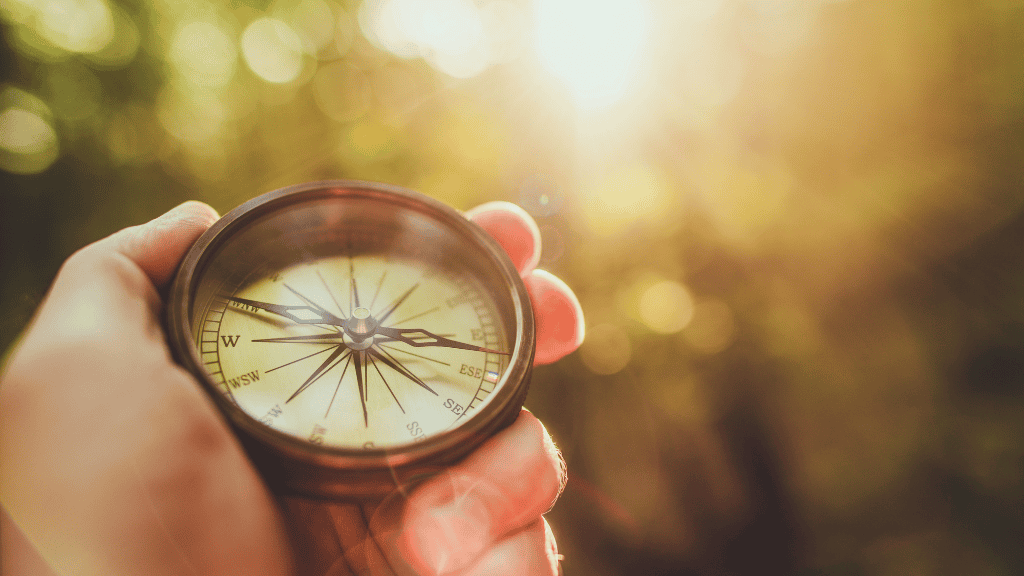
top-left (370, 410), bottom-right (565, 576)
top-left (526, 270), bottom-right (585, 365)
top-left (466, 202), bottom-right (584, 365)
top-left (453, 518), bottom-right (559, 576)
top-left (466, 202), bottom-right (540, 276)
top-left (364, 518), bottom-right (559, 576)
top-left (97, 200), bottom-right (219, 287)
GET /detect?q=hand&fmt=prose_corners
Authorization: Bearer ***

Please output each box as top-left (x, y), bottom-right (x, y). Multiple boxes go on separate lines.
top-left (0, 199), bottom-right (584, 576)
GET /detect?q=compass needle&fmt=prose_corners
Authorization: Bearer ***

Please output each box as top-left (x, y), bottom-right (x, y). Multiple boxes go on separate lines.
top-left (375, 326), bottom-right (509, 355)
top-left (253, 333), bottom-right (345, 344)
top-left (224, 295), bottom-right (344, 326)
top-left (284, 283), bottom-right (344, 331)
top-left (378, 343), bottom-right (451, 366)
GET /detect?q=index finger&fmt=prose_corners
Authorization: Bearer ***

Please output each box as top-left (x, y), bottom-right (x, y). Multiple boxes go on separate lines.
top-left (466, 202), bottom-right (541, 276)
top-left (466, 202), bottom-right (584, 365)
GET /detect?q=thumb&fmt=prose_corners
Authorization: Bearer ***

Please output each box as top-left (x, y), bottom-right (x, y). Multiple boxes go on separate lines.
top-left (96, 200), bottom-right (219, 287)
top-left (21, 201), bottom-right (218, 348)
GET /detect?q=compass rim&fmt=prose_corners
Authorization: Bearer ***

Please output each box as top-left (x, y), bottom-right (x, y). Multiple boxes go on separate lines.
top-left (166, 180), bottom-right (536, 499)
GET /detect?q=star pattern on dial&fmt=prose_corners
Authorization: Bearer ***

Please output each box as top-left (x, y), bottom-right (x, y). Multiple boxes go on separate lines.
top-left (222, 266), bottom-right (507, 427)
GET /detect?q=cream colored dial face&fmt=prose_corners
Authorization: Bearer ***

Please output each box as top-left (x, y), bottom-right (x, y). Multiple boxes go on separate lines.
top-left (196, 254), bottom-right (509, 450)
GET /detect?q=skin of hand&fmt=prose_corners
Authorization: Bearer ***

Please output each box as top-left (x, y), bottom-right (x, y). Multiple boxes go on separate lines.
top-left (0, 199), bottom-right (584, 576)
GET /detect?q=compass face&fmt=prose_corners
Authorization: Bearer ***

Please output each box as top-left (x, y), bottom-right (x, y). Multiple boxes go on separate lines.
top-left (168, 182), bottom-right (533, 493)
top-left (204, 254), bottom-right (508, 450)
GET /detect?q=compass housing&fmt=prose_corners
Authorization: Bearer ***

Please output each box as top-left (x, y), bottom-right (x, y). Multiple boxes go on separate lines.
top-left (166, 181), bottom-right (535, 500)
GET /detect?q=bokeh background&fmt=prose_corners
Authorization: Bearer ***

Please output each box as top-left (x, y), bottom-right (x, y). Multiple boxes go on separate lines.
top-left (2, 0), bottom-right (1024, 574)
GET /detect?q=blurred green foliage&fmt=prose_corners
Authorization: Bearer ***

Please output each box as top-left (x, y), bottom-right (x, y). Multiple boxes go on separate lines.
top-left (2, 0), bottom-right (1024, 574)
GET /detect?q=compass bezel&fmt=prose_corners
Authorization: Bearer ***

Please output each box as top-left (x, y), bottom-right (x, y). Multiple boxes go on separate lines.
top-left (166, 180), bottom-right (535, 499)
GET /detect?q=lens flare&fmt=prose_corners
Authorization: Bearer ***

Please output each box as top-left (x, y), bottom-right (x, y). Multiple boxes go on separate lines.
top-left (639, 280), bottom-right (694, 334)
top-left (242, 18), bottom-right (305, 84)
top-left (37, 0), bottom-right (115, 54)
top-left (0, 88), bottom-right (59, 175)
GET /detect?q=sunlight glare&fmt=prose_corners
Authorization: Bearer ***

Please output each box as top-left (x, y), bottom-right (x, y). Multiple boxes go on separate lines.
top-left (359, 0), bottom-right (491, 78)
top-left (533, 0), bottom-right (650, 109)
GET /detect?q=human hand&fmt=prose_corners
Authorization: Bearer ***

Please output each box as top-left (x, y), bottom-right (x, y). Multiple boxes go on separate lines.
top-left (0, 199), bottom-right (583, 576)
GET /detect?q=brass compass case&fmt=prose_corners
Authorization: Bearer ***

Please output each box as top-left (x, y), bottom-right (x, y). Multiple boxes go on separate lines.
top-left (167, 181), bottom-right (535, 500)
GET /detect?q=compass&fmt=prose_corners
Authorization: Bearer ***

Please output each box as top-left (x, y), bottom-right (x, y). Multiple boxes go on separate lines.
top-left (166, 181), bottom-right (535, 500)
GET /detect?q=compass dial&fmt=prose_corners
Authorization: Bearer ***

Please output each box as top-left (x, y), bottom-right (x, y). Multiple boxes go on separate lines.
top-left (204, 254), bottom-right (509, 450)
top-left (167, 181), bottom-right (534, 498)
